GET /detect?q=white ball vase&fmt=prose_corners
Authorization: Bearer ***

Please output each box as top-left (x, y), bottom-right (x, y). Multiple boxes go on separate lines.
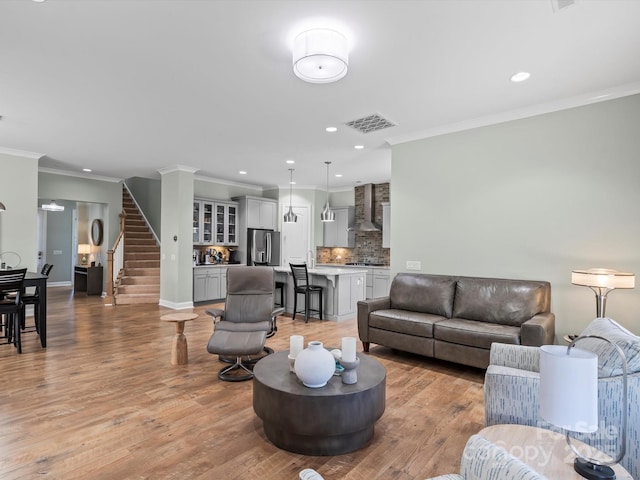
top-left (294, 341), bottom-right (336, 388)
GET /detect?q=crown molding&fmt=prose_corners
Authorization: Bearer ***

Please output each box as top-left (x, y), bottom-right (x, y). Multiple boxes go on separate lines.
top-left (387, 82), bottom-right (640, 146)
top-left (0, 146), bottom-right (45, 160)
top-left (39, 166), bottom-right (122, 183)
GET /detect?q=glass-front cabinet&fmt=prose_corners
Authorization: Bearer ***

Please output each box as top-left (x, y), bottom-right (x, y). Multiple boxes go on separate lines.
top-left (193, 198), bottom-right (238, 246)
top-left (214, 202), bottom-right (237, 245)
top-left (193, 201), bottom-right (201, 243)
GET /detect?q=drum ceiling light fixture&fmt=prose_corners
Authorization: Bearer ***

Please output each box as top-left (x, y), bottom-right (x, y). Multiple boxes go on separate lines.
top-left (293, 28), bottom-right (348, 84)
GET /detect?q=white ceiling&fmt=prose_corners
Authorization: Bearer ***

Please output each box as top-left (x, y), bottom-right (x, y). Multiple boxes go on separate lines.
top-left (1, 0), bottom-right (639, 190)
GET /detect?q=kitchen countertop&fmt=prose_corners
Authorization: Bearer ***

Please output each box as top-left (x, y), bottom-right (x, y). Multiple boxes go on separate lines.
top-left (274, 266), bottom-right (367, 275)
top-left (193, 263), bottom-right (243, 268)
top-left (318, 263), bottom-right (390, 270)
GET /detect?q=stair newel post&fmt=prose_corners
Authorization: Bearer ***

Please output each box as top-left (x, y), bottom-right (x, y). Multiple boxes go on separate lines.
top-left (105, 249), bottom-right (115, 305)
top-left (105, 211), bottom-right (127, 306)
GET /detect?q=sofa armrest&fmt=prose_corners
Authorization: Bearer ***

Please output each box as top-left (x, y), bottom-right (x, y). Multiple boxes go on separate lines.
top-left (357, 297), bottom-right (390, 343)
top-left (489, 343), bottom-right (540, 372)
top-left (520, 312), bottom-right (555, 346)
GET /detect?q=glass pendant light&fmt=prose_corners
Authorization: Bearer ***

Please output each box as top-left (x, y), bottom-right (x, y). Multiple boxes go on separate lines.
top-left (284, 168), bottom-right (298, 223)
top-left (320, 161), bottom-right (335, 222)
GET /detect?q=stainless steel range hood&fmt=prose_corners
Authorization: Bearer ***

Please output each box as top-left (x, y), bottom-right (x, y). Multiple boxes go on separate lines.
top-left (348, 183), bottom-right (381, 232)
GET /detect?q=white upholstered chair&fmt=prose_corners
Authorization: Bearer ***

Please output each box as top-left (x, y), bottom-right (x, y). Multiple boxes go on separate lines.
top-left (484, 317), bottom-right (640, 480)
top-left (425, 434), bottom-right (547, 480)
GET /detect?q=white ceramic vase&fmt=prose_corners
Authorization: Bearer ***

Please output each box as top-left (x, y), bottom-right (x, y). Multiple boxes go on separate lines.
top-left (294, 341), bottom-right (335, 388)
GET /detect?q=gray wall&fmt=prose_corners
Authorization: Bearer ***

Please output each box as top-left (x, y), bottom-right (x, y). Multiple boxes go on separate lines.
top-left (43, 200), bottom-right (74, 283)
top-left (39, 172), bottom-right (122, 249)
top-left (0, 152), bottom-right (39, 272)
top-left (126, 176), bottom-right (162, 238)
top-left (391, 94), bottom-right (640, 339)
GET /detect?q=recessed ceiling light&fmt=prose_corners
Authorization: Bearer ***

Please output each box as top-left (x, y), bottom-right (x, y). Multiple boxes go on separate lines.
top-left (325, 126), bottom-right (337, 133)
top-left (510, 71), bottom-right (531, 83)
top-left (354, 145), bottom-right (364, 150)
top-left (335, 173), bottom-right (343, 177)
top-left (82, 168), bottom-right (92, 172)
top-left (32, 0), bottom-right (47, 3)
top-left (286, 159), bottom-right (295, 164)
top-left (239, 170), bottom-right (247, 175)
top-left (290, 181), bottom-right (296, 185)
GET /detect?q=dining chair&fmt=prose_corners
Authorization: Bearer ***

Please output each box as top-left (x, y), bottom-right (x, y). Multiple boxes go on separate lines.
top-left (289, 263), bottom-right (323, 323)
top-left (0, 268), bottom-right (27, 354)
top-left (20, 263), bottom-right (53, 334)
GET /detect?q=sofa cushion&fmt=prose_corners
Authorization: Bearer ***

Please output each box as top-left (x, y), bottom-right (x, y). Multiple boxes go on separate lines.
top-left (435, 318), bottom-right (521, 349)
top-left (577, 317), bottom-right (640, 377)
top-left (452, 277), bottom-right (550, 327)
top-left (369, 309), bottom-right (444, 338)
top-left (389, 273), bottom-right (456, 317)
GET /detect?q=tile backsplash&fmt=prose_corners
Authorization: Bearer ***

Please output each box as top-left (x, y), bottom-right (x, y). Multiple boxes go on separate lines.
top-left (317, 182), bottom-right (390, 265)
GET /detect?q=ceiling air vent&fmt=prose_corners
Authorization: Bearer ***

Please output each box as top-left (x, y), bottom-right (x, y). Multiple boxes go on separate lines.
top-left (345, 113), bottom-right (396, 134)
top-left (551, 0), bottom-right (576, 12)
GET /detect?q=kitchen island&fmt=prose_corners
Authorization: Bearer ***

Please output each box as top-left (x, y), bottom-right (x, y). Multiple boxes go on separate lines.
top-left (274, 266), bottom-right (366, 321)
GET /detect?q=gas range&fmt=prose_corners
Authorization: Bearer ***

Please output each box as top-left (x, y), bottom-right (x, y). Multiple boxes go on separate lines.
top-left (346, 262), bottom-right (387, 267)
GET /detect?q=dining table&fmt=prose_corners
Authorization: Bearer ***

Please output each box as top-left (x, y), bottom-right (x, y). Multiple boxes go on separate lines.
top-left (24, 271), bottom-right (48, 348)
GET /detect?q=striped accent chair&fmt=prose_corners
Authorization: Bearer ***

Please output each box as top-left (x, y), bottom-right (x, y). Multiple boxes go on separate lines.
top-left (484, 317), bottom-right (640, 480)
top-left (425, 434), bottom-right (547, 480)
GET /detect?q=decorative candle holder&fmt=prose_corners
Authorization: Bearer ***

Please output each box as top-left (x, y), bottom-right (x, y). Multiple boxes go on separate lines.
top-left (288, 354), bottom-right (296, 373)
top-left (339, 356), bottom-right (360, 384)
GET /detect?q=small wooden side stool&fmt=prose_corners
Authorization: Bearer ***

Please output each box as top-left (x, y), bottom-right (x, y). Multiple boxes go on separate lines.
top-left (161, 312), bottom-right (198, 365)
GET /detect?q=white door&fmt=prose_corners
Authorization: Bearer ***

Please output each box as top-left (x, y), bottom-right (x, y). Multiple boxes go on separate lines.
top-left (281, 205), bottom-right (310, 266)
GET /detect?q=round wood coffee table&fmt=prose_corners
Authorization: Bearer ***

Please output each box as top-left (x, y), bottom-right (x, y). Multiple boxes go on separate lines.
top-left (253, 350), bottom-right (386, 455)
top-left (160, 312), bottom-right (198, 365)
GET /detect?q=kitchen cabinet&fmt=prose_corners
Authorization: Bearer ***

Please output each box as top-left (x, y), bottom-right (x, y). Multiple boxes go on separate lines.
top-left (193, 199), bottom-right (238, 246)
top-left (214, 201), bottom-right (238, 246)
top-left (381, 202), bottom-right (390, 248)
top-left (373, 269), bottom-right (391, 298)
top-left (323, 206), bottom-right (355, 248)
top-left (193, 265), bottom-right (228, 302)
top-left (365, 267), bottom-right (373, 299)
top-left (234, 195), bottom-right (278, 230)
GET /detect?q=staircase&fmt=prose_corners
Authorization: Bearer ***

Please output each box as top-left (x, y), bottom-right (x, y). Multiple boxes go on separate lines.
top-left (114, 188), bottom-right (160, 304)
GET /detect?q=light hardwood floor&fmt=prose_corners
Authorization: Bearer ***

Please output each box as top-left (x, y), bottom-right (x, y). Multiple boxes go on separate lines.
top-left (0, 286), bottom-right (485, 480)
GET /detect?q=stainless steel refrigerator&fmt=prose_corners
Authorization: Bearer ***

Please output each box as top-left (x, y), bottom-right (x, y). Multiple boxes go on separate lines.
top-left (247, 228), bottom-right (281, 266)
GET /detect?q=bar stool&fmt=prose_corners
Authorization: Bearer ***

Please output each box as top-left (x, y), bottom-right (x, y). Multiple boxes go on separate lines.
top-left (289, 263), bottom-right (323, 323)
top-left (274, 281), bottom-right (285, 308)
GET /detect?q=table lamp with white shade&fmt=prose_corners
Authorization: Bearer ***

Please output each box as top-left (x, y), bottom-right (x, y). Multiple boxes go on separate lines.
top-left (78, 244), bottom-right (91, 265)
top-left (540, 336), bottom-right (628, 480)
top-left (571, 268), bottom-right (635, 318)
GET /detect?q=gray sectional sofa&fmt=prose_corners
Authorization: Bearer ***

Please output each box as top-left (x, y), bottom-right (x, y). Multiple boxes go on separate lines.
top-left (357, 273), bottom-right (555, 369)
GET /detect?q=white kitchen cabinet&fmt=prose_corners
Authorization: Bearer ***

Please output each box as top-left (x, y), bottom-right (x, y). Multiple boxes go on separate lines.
top-left (365, 267), bottom-right (373, 299)
top-left (193, 200), bottom-right (214, 244)
top-left (373, 269), bottom-right (391, 298)
top-left (241, 196), bottom-right (278, 230)
top-left (323, 206), bottom-right (355, 248)
top-left (381, 202), bottom-right (390, 249)
top-left (193, 266), bottom-right (228, 302)
top-left (214, 201), bottom-right (238, 246)
top-left (193, 198), bottom-right (238, 246)
top-left (349, 272), bottom-right (366, 314)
